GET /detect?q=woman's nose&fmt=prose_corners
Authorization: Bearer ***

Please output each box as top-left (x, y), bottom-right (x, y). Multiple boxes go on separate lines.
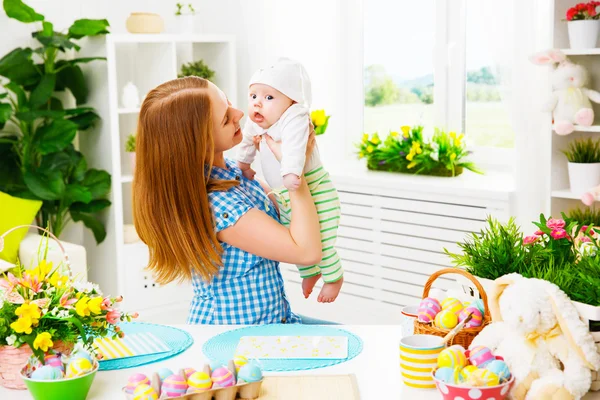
top-left (233, 108), bottom-right (244, 122)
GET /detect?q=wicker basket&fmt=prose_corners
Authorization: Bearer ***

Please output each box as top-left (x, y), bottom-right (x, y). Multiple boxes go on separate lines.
top-left (414, 268), bottom-right (491, 348)
top-left (0, 225), bottom-right (74, 390)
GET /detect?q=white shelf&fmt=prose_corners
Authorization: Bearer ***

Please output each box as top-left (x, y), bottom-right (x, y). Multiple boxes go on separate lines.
top-left (107, 33), bottom-right (235, 44)
top-left (552, 189), bottom-right (582, 200)
top-left (118, 107), bottom-right (140, 114)
top-left (552, 124), bottom-right (600, 133)
top-left (121, 175), bottom-right (134, 183)
top-left (561, 48), bottom-right (600, 55)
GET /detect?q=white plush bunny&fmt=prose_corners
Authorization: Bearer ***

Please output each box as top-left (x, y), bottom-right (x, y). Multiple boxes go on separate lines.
top-left (530, 49), bottom-right (600, 135)
top-left (470, 274), bottom-right (600, 400)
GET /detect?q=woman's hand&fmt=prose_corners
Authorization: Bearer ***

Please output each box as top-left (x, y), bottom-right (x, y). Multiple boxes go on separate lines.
top-left (264, 120), bottom-right (316, 162)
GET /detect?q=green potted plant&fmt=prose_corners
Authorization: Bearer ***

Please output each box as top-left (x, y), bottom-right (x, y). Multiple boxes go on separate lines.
top-left (125, 134), bottom-right (136, 171)
top-left (178, 59), bottom-right (215, 82)
top-left (0, 0), bottom-right (112, 243)
top-left (174, 2), bottom-right (196, 34)
top-left (563, 137), bottom-right (600, 195)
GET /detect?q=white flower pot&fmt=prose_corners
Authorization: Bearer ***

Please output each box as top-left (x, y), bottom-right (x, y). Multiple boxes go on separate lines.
top-left (175, 15), bottom-right (196, 34)
top-left (568, 20), bottom-right (600, 49)
top-left (568, 162), bottom-right (600, 196)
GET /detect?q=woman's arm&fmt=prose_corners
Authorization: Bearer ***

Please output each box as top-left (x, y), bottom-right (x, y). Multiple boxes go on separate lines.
top-left (256, 178), bottom-right (279, 216)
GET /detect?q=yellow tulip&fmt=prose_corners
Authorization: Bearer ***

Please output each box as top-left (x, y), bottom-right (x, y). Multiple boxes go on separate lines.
top-left (311, 109), bottom-right (327, 126)
top-left (15, 303), bottom-right (41, 322)
top-left (370, 134), bottom-right (380, 145)
top-left (76, 296), bottom-right (90, 317)
top-left (407, 161), bottom-right (418, 169)
top-left (33, 332), bottom-right (53, 352)
top-left (10, 317), bottom-right (33, 334)
top-left (390, 131), bottom-right (399, 137)
top-left (401, 126), bottom-right (410, 137)
top-left (367, 145), bottom-right (374, 153)
top-left (88, 297), bottom-right (103, 315)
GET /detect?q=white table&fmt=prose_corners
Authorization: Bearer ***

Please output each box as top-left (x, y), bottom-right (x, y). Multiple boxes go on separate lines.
top-left (2, 325), bottom-right (599, 399)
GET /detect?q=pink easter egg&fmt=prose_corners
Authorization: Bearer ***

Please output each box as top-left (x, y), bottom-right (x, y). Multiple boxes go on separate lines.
top-left (459, 306), bottom-right (483, 328)
top-left (44, 354), bottom-right (64, 372)
top-left (126, 373), bottom-right (150, 394)
top-left (211, 367), bottom-right (235, 387)
top-left (468, 345), bottom-right (495, 367)
top-left (162, 374), bottom-right (188, 397)
top-left (417, 297), bottom-right (442, 323)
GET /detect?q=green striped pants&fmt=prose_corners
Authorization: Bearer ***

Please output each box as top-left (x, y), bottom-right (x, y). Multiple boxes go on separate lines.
top-left (276, 166), bottom-right (344, 283)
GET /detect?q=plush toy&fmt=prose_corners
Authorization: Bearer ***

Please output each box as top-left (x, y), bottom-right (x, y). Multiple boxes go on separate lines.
top-left (470, 274), bottom-right (600, 400)
top-left (530, 49), bottom-right (600, 135)
top-left (581, 185), bottom-right (600, 206)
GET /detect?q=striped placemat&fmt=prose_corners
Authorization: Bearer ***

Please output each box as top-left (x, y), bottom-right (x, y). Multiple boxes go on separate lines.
top-left (94, 332), bottom-right (170, 360)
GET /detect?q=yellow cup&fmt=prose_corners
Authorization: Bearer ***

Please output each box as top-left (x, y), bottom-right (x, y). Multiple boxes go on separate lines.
top-left (399, 334), bottom-right (445, 389)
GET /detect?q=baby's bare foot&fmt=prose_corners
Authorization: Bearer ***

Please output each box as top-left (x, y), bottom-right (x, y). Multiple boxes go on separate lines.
top-left (318, 277), bottom-right (344, 303)
top-left (302, 274), bottom-right (321, 298)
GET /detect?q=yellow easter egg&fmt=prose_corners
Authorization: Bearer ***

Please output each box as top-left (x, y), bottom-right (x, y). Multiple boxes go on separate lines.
top-left (133, 383), bottom-right (158, 400)
top-left (460, 365), bottom-right (479, 382)
top-left (233, 354), bottom-right (248, 371)
top-left (437, 347), bottom-right (467, 369)
top-left (435, 309), bottom-right (458, 329)
top-left (465, 369), bottom-right (500, 387)
top-left (66, 357), bottom-right (92, 378)
top-left (441, 298), bottom-right (463, 315)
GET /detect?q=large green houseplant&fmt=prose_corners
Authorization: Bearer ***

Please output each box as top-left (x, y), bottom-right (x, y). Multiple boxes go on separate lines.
top-left (0, 0), bottom-right (111, 242)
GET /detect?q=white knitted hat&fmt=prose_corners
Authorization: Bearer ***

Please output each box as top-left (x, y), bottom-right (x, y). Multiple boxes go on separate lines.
top-left (249, 58), bottom-right (312, 107)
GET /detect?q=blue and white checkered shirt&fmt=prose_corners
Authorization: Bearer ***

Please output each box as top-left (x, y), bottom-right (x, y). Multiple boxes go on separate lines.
top-left (187, 158), bottom-right (301, 325)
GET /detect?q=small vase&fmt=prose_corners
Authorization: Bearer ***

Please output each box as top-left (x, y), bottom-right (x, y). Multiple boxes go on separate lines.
top-left (568, 162), bottom-right (600, 195)
top-left (0, 341), bottom-right (73, 389)
top-left (568, 20), bottom-right (600, 49)
top-left (121, 82), bottom-right (140, 109)
top-left (126, 12), bottom-right (164, 34)
top-left (175, 15), bottom-right (196, 34)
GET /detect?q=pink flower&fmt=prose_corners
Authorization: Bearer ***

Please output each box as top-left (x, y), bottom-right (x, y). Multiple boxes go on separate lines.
top-left (523, 235), bottom-right (539, 245)
top-left (581, 225), bottom-right (597, 236)
top-left (19, 273), bottom-right (42, 293)
top-left (0, 272), bottom-right (19, 293)
top-left (581, 236), bottom-right (592, 243)
top-left (131, 312), bottom-right (139, 319)
top-left (101, 296), bottom-right (112, 311)
top-left (106, 310), bottom-right (121, 325)
top-left (534, 229), bottom-right (544, 236)
top-left (550, 228), bottom-right (568, 239)
top-left (60, 292), bottom-right (77, 309)
top-left (546, 218), bottom-right (565, 230)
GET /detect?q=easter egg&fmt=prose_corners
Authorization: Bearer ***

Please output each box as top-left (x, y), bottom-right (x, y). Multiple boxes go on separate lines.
top-left (126, 373), bottom-right (151, 394)
top-left (233, 354), bottom-right (248, 371)
top-left (417, 297), bottom-right (442, 323)
top-left (464, 368), bottom-right (500, 387)
top-left (486, 360), bottom-right (511, 382)
top-left (448, 344), bottom-right (466, 353)
top-left (434, 309), bottom-right (459, 329)
top-left (70, 350), bottom-right (93, 364)
top-left (441, 297), bottom-right (463, 315)
top-left (133, 383), bottom-right (158, 400)
top-left (187, 371), bottom-right (212, 391)
top-left (44, 354), bottom-right (64, 372)
top-left (467, 346), bottom-right (495, 368)
top-left (183, 367), bottom-right (196, 380)
top-left (31, 365), bottom-right (63, 380)
top-left (437, 347), bottom-right (467, 369)
top-left (460, 365), bottom-right (479, 382)
top-left (434, 367), bottom-right (461, 384)
top-left (459, 306), bottom-right (483, 328)
top-left (66, 357), bottom-right (92, 378)
top-left (471, 298), bottom-right (485, 315)
top-left (161, 374), bottom-right (188, 397)
top-left (211, 366), bottom-right (235, 387)
top-left (156, 367), bottom-right (173, 382)
top-left (238, 364), bottom-right (263, 383)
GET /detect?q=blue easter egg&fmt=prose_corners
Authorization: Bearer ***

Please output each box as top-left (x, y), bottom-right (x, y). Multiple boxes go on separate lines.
top-left (31, 365), bottom-right (63, 380)
top-left (434, 367), bottom-right (459, 384)
top-left (157, 367), bottom-right (174, 382)
top-left (237, 364), bottom-right (263, 383)
top-left (485, 360), bottom-right (511, 382)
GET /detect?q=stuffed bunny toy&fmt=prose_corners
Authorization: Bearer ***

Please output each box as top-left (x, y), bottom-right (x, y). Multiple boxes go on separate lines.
top-left (470, 274), bottom-right (600, 400)
top-left (530, 49), bottom-right (600, 135)
top-left (581, 185), bottom-right (600, 206)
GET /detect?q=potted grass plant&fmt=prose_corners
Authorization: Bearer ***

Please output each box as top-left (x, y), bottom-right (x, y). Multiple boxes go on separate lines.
top-left (563, 137), bottom-right (600, 195)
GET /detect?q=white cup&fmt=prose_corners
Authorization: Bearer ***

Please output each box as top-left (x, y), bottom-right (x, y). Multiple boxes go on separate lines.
top-left (401, 305), bottom-right (419, 338)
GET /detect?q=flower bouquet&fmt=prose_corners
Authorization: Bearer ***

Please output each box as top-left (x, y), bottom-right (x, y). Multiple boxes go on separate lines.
top-left (310, 109), bottom-right (330, 135)
top-left (356, 125), bottom-right (482, 177)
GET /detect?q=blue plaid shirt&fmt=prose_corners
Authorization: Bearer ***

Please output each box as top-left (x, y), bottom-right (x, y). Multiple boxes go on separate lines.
top-left (187, 158), bottom-right (301, 325)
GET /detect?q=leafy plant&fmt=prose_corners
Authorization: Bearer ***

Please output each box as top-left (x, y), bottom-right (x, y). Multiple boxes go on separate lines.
top-left (562, 137), bottom-right (600, 163)
top-left (0, 0), bottom-right (111, 243)
top-left (175, 3), bottom-right (196, 16)
top-left (356, 126), bottom-right (482, 177)
top-left (568, 206), bottom-right (600, 226)
top-left (310, 109), bottom-right (330, 135)
top-left (178, 60), bottom-right (215, 82)
top-left (125, 134), bottom-right (135, 153)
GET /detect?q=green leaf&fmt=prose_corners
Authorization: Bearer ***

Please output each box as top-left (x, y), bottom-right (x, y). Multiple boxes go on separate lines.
top-left (58, 57), bottom-right (106, 68)
top-left (32, 31), bottom-right (80, 51)
top-left (70, 199), bottom-right (110, 213)
top-left (36, 119), bottom-right (78, 154)
top-left (65, 184), bottom-right (92, 205)
top-left (63, 317), bottom-right (87, 343)
top-left (71, 150), bottom-right (87, 182)
top-left (3, 0), bottom-right (44, 23)
top-left (0, 103), bottom-right (12, 129)
top-left (29, 73), bottom-right (56, 108)
top-left (16, 109), bottom-right (66, 122)
top-left (82, 169), bottom-right (111, 199)
top-left (42, 21), bottom-right (53, 36)
top-left (67, 19), bottom-right (110, 39)
top-left (23, 170), bottom-right (65, 200)
top-left (49, 97), bottom-right (63, 110)
top-left (70, 211), bottom-right (106, 243)
top-left (40, 151), bottom-right (72, 173)
top-left (56, 64), bottom-right (87, 105)
top-left (6, 81), bottom-right (27, 107)
top-left (68, 110), bottom-right (99, 130)
top-left (0, 48), bottom-right (39, 86)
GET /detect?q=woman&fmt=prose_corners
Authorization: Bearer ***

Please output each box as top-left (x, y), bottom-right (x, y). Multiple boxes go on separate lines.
top-left (132, 77), bottom-right (322, 324)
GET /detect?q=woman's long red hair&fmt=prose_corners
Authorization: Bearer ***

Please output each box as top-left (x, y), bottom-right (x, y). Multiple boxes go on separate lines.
top-left (133, 77), bottom-right (237, 284)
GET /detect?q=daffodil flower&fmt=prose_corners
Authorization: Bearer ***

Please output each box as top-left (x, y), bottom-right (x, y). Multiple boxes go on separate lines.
top-left (390, 131), bottom-right (399, 138)
top-left (449, 131), bottom-right (456, 139)
top-left (75, 296), bottom-right (91, 317)
top-left (15, 303), bottom-right (41, 322)
top-left (49, 271), bottom-right (68, 288)
top-left (88, 297), bottom-right (103, 315)
top-left (362, 133), bottom-right (369, 144)
top-left (407, 161), bottom-right (418, 169)
top-left (370, 134), bottom-right (380, 145)
top-left (401, 126), bottom-right (410, 138)
top-left (10, 316), bottom-right (33, 334)
top-left (33, 332), bottom-right (53, 352)
top-left (359, 151), bottom-right (365, 159)
top-left (367, 145), bottom-right (374, 153)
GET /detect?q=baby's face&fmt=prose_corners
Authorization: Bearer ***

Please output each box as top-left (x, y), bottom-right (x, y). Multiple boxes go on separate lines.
top-left (248, 84), bottom-right (293, 129)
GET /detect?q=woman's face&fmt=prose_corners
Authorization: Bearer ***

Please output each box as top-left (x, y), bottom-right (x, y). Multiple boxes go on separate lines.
top-left (208, 82), bottom-right (244, 153)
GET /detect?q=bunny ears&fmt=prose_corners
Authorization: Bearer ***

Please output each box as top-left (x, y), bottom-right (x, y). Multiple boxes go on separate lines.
top-left (530, 49), bottom-right (569, 66)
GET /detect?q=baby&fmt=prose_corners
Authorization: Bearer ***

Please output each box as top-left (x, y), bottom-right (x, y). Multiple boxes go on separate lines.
top-left (236, 58), bottom-right (344, 303)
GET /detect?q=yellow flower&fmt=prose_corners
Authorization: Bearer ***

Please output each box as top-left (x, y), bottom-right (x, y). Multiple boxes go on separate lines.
top-left (10, 317), bottom-right (33, 334)
top-left (76, 296), bottom-right (90, 317)
top-left (401, 126), bottom-right (410, 138)
top-left (411, 141), bottom-right (422, 154)
top-left (449, 131), bottom-right (456, 139)
top-left (30, 260), bottom-right (53, 282)
top-left (406, 151), bottom-right (415, 161)
top-left (33, 332), bottom-right (53, 352)
top-left (390, 131), bottom-right (399, 138)
top-left (362, 133), bottom-right (369, 143)
top-left (458, 133), bottom-right (464, 140)
top-left (407, 161), bottom-right (418, 169)
top-left (367, 145), bottom-right (374, 153)
top-left (49, 271), bottom-right (68, 288)
top-left (88, 297), bottom-right (103, 315)
top-left (370, 134), bottom-right (380, 145)
top-left (358, 151), bottom-right (365, 159)
top-left (450, 153), bottom-right (457, 161)
top-left (15, 303), bottom-right (41, 322)
top-left (311, 109), bottom-right (327, 126)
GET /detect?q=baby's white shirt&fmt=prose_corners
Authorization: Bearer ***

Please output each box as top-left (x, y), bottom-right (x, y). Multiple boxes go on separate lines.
top-left (236, 103), bottom-right (322, 189)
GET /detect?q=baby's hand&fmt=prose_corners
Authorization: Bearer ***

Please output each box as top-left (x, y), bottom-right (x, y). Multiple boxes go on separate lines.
top-left (283, 174), bottom-right (301, 191)
top-left (237, 161), bottom-right (256, 180)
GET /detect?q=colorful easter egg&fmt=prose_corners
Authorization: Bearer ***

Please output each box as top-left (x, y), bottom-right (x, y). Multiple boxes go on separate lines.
top-left (459, 306), bottom-right (483, 328)
top-left (66, 357), bottom-right (92, 378)
top-left (417, 297), bottom-right (442, 323)
top-left (434, 309), bottom-right (459, 329)
top-left (234, 354), bottom-right (248, 372)
top-left (70, 350), bottom-right (93, 364)
top-left (44, 354), bottom-right (64, 372)
top-left (441, 297), bottom-right (463, 315)
top-left (459, 365), bottom-right (479, 382)
top-left (211, 366), bottom-right (235, 387)
top-left (126, 373), bottom-right (151, 394)
top-left (133, 383), bottom-right (158, 400)
top-left (467, 346), bottom-right (495, 368)
top-left (437, 347), bottom-right (467, 369)
top-left (31, 365), bottom-right (63, 380)
top-left (238, 364), bottom-right (263, 383)
top-left (187, 371), bottom-right (212, 391)
top-left (434, 367), bottom-right (461, 384)
top-left (183, 367), bottom-right (196, 380)
top-left (464, 368), bottom-right (500, 387)
top-left (161, 374), bottom-right (188, 397)
top-left (156, 367), bottom-right (173, 382)
top-left (485, 360), bottom-right (511, 382)
top-left (471, 298), bottom-right (485, 315)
